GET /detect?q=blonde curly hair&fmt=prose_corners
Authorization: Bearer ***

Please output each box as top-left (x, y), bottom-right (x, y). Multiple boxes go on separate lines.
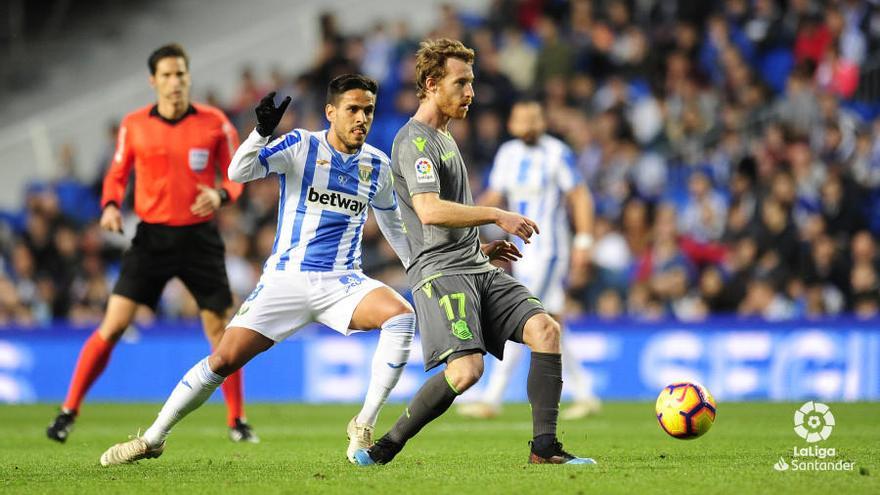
top-left (414, 38), bottom-right (475, 100)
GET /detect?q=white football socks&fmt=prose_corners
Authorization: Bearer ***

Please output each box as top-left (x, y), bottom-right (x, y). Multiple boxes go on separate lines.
top-left (355, 312), bottom-right (415, 426)
top-left (481, 340), bottom-right (525, 408)
top-left (143, 357), bottom-right (225, 447)
top-left (561, 332), bottom-right (594, 402)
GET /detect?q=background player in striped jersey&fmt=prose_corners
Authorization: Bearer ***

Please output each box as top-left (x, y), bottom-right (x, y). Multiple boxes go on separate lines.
top-left (99, 74), bottom-right (416, 466)
top-left (458, 99), bottom-right (601, 421)
top-left (46, 43), bottom-right (256, 444)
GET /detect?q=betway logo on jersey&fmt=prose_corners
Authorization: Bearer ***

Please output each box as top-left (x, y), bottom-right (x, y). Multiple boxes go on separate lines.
top-left (306, 186), bottom-right (367, 216)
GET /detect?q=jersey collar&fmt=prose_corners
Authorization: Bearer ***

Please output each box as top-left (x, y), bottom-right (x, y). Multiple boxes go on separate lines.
top-left (149, 104), bottom-right (197, 126)
top-left (322, 129), bottom-right (362, 167)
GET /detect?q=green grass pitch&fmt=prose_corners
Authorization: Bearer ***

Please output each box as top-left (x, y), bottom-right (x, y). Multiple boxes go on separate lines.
top-left (2, 402), bottom-right (878, 494)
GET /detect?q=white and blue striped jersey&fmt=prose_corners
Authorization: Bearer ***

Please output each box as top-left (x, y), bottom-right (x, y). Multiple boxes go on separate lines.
top-left (487, 134), bottom-right (583, 263)
top-left (229, 128), bottom-right (402, 273)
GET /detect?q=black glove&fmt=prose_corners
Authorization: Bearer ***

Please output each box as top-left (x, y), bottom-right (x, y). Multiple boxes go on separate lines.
top-left (254, 91), bottom-right (291, 137)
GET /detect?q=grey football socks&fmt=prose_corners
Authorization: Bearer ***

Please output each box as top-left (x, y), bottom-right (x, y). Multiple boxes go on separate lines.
top-left (386, 371), bottom-right (459, 445)
top-left (528, 351), bottom-right (563, 439)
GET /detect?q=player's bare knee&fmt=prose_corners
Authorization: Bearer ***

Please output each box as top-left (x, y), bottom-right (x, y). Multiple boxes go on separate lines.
top-left (208, 351), bottom-right (239, 377)
top-left (385, 300), bottom-right (414, 320)
top-left (96, 319), bottom-right (128, 343)
top-left (446, 355), bottom-right (483, 392)
top-left (524, 315), bottom-right (561, 353)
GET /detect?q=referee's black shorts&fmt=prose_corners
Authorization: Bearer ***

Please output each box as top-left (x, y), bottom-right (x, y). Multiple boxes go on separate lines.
top-left (112, 221), bottom-right (233, 314)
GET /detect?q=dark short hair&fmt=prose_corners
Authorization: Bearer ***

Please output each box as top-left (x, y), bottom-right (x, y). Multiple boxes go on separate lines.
top-left (327, 74), bottom-right (378, 105)
top-left (148, 43), bottom-right (189, 75)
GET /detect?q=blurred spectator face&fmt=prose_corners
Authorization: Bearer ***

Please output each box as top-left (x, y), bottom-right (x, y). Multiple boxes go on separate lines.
top-left (81, 254), bottom-right (104, 278)
top-left (770, 172), bottom-right (796, 206)
top-left (854, 294), bottom-right (880, 319)
top-left (54, 226), bottom-right (78, 259)
top-left (820, 175), bottom-right (843, 208)
top-left (851, 263), bottom-right (878, 292)
top-left (11, 244), bottom-right (35, 278)
top-left (0, 276), bottom-right (23, 309)
top-left (79, 223), bottom-right (104, 254)
top-left (761, 199), bottom-right (788, 232)
top-left (799, 217), bottom-right (824, 242)
top-left (508, 102), bottom-right (545, 145)
top-left (851, 231), bottom-right (876, 263)
top-left (596, 289), bottom-right (623, 319)
top-left (707, 15), bottom-right (730, 45)
top-left (804, 284), bottom-right (826, 316)
top-left (787, 140), bottom-right (813, 169)
top-left (149, 56), bottom-right (191, 107)
top-left (675, 22), bottom-right (699, 52)
top-left (822, 125), bottom-right (843, 155)
top-left (699, 267), bottom-right (724, 298)
top-left (569, 74), bottom-right (595, 103)
top-left (654, 204), bottom-right (679, 241)
top-left (818, 92), bottom-right (839, 119)
top-left (326, 88), bottom-right (376, 152)
top-left (607, 0), bottom-right (630, 29)
top-left (825, 8), bottom-right (844, 36)
top-left (727, 200), bottom-right (750, 233)
top-left (733, 237), bottom-right (758, 270)
top-left (592, 22), bottom-right (615, 52)
top-left (542, 76), bottom-right (568, 105)
top-left (665, 52), bottom-right (690, 82)
top-left (812, 235), bottom-right (837, 267)
top-left (688, 172), bottom-right (711, 199)
top-left (622, 199), bottom-right (648, 231)
top-left (537, 16), bottom-right (559, 43)
top-left (744, 279), bottom-right (776, 312)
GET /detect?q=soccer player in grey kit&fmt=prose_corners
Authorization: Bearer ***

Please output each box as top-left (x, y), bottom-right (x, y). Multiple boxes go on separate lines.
top-left (353, 39), bottom-right (595, 466)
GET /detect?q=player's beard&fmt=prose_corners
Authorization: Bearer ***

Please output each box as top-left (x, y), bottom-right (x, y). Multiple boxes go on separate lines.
top-left (521, 132), bottom-right (539, 145)
top-left (334, 126), bottom-right (366, 153)
top-left (439, 95), bottom-right (471, 120)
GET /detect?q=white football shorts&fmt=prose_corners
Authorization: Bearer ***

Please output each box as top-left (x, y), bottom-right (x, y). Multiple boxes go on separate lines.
top-left (228, 269), bottom-right (386, 341)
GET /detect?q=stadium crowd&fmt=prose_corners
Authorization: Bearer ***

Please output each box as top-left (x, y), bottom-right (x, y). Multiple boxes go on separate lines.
top-left (2, 0), bottom-right (880, 327)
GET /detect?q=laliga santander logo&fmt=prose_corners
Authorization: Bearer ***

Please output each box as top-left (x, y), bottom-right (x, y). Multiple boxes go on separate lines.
top-left (793, 401), bottom-right (835, 443)
top-left (773, 401), bottom-right (854, 472)
top-left (415, 158), bottom-right (432, 175)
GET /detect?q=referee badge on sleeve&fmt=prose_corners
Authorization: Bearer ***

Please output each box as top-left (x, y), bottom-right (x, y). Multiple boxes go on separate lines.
top-left (414, 157), bottom-right (436, 184)
top-left (188, 148), bottom-right (210, 171)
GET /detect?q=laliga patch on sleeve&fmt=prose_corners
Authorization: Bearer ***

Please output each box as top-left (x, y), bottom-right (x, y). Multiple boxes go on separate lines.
top-left (414, 157), bottom-right (436, 184)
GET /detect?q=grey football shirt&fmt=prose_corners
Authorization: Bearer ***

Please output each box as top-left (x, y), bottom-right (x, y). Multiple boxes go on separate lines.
top-left (391, 118), bottom-right (492, 286)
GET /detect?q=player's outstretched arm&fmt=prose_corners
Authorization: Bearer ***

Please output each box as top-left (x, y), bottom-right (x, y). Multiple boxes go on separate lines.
top-left (412, 192), bottom-right (540, 244)
top-left (228, 92), bottom-right (293, 183)
top-left (227, 130), bottom-right (271, 183)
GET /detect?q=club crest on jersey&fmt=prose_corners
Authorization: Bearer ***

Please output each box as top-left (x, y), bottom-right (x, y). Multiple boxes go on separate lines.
top-left (306, 186), bottom-right (367, 216)
top-left (358, 164), bottom-right (373, 183)
top-left (188, 148), bottom-right (209, 171)
top-left (316, 159), bottom-right (331, 168)
top-left (414, 157), bottom-right (435, 184)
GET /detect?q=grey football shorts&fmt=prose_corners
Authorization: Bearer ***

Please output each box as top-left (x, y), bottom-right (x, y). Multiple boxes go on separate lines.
top-left (412, 268), bottom-right (547, 371)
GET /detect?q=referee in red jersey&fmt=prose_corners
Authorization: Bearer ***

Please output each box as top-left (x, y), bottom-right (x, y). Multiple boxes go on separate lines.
top-left (47, 44), bottom-right (258, 444)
